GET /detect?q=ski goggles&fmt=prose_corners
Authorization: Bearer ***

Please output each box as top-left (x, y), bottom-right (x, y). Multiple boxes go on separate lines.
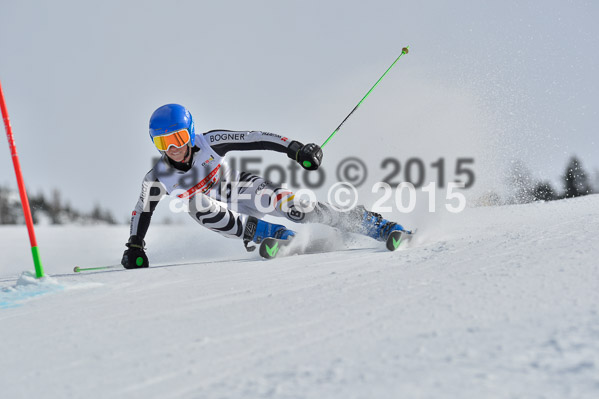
top-left (152, 128), bottom-right (191, 151)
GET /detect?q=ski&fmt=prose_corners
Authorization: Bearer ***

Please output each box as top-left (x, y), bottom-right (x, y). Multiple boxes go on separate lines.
top-left (258, 228), bottom-right (417, 259)
top-left (74, 230), bottom-right (418, 268)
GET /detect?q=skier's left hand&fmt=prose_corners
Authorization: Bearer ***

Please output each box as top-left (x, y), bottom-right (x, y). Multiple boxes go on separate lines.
top-left (121, 235), bottom-right (149, 269)
top-left (296, 143), bottom-right (323, 171)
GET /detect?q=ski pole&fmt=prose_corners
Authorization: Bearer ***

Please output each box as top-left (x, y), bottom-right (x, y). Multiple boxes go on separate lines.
top-left (74, 265), bottom-right (119, 273)
top-left (0, 79), bottom-right (45, 278)
top-left (320, 46), bottom-right (409, 150)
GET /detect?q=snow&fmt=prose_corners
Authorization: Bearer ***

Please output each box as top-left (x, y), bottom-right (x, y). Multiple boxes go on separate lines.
top-left (1, 196), bottom-right (599, 398)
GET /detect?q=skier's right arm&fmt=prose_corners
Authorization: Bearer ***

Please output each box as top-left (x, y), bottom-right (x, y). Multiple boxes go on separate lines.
top-left (121, 171), bottom-right (167, 269)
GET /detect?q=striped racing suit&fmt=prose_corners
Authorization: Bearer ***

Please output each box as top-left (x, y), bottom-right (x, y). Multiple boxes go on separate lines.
top-left (129, 130), bottom-right (362, 243)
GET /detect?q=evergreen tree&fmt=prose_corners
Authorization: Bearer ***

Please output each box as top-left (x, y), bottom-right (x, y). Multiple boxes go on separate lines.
top-left (593, 169), bottom-right (599, 194)
top-left (532, 181), bottom-right (556, 202)
top-left (29, 190), bottom-right (48, 224)
top-left (102, 208), bottom-right (116, 225)
top-left (91, 204), bottom-right (103, 221)
top-left (0, 186), bottom-right (15, 224)
top-left (0, 185), bottom-right (22, 224)
top-left (563, 156), bottom-right (592, 198)
top-left (50, 189), bottom-right (62, 224)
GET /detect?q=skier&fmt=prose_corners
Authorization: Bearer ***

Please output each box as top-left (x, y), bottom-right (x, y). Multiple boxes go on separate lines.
top-left (121, 104), bottom-right (407, 268)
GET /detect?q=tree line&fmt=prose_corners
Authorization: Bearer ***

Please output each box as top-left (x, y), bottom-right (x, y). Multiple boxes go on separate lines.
top-left (0, 186), bottom-right (116, 225)
top-left (501, 156), bottom-right (596, 205)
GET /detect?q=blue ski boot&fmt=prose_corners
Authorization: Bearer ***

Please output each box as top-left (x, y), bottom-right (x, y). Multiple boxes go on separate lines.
top-left (352, 206), bottom-right (407, 250)
top-left (360, 209), bottom-right (404, 241)
top-left (243, 216), bottom-right (295, 252)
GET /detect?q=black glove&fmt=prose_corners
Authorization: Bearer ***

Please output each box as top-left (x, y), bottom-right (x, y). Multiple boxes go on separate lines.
top-left (288, 141), bottom-right (323, 171)
top-left (121, 235), bottom-right (149, 269)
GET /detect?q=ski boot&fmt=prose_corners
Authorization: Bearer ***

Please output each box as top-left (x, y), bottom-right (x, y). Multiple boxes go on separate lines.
top-left (243, 216), bottom-right (296, 258)
top-left (356, 206), bottom-right (409, 251)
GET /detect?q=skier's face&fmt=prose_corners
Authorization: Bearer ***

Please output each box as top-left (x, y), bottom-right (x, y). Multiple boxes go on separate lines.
top-left (166, 145), bottom-right (190, 163)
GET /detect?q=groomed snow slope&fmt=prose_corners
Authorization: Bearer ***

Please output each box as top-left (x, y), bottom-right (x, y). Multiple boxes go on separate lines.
top-left (1, 196), bottom-right (599, 398)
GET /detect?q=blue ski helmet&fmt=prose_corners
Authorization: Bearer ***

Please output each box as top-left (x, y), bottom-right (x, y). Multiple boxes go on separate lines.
top-left (149, 104), bottom-right (195, 150)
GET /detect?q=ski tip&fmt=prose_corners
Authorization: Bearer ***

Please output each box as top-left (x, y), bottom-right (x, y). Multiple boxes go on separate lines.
top-left (259, 237), bottom-right (294, 260)
top-left (73, 266), bottom-right (80, 273)
top-left (386, 227), bottom-right (418, 251)
top-left (259, 238), bottom-right (281, 260)
top-left (386, 230), bottom-right (403, 251)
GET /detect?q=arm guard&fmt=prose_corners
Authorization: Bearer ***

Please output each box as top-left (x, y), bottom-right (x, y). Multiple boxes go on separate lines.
top-left (129, 170), bottom-right (167, 240)
top-left (204, 130), bottom-right (303, 159)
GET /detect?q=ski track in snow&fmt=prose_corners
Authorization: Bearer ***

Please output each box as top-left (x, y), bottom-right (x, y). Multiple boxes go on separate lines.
top-left (1, 196), bottom-right (599, 398)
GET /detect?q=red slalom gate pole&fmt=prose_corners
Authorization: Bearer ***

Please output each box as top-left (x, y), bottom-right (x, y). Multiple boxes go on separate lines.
top-left (0, 80), bottom-right (44, 278)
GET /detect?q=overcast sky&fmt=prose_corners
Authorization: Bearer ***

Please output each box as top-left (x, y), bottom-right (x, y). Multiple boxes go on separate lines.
top-left (1, 0), bottom-right (598, 221)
